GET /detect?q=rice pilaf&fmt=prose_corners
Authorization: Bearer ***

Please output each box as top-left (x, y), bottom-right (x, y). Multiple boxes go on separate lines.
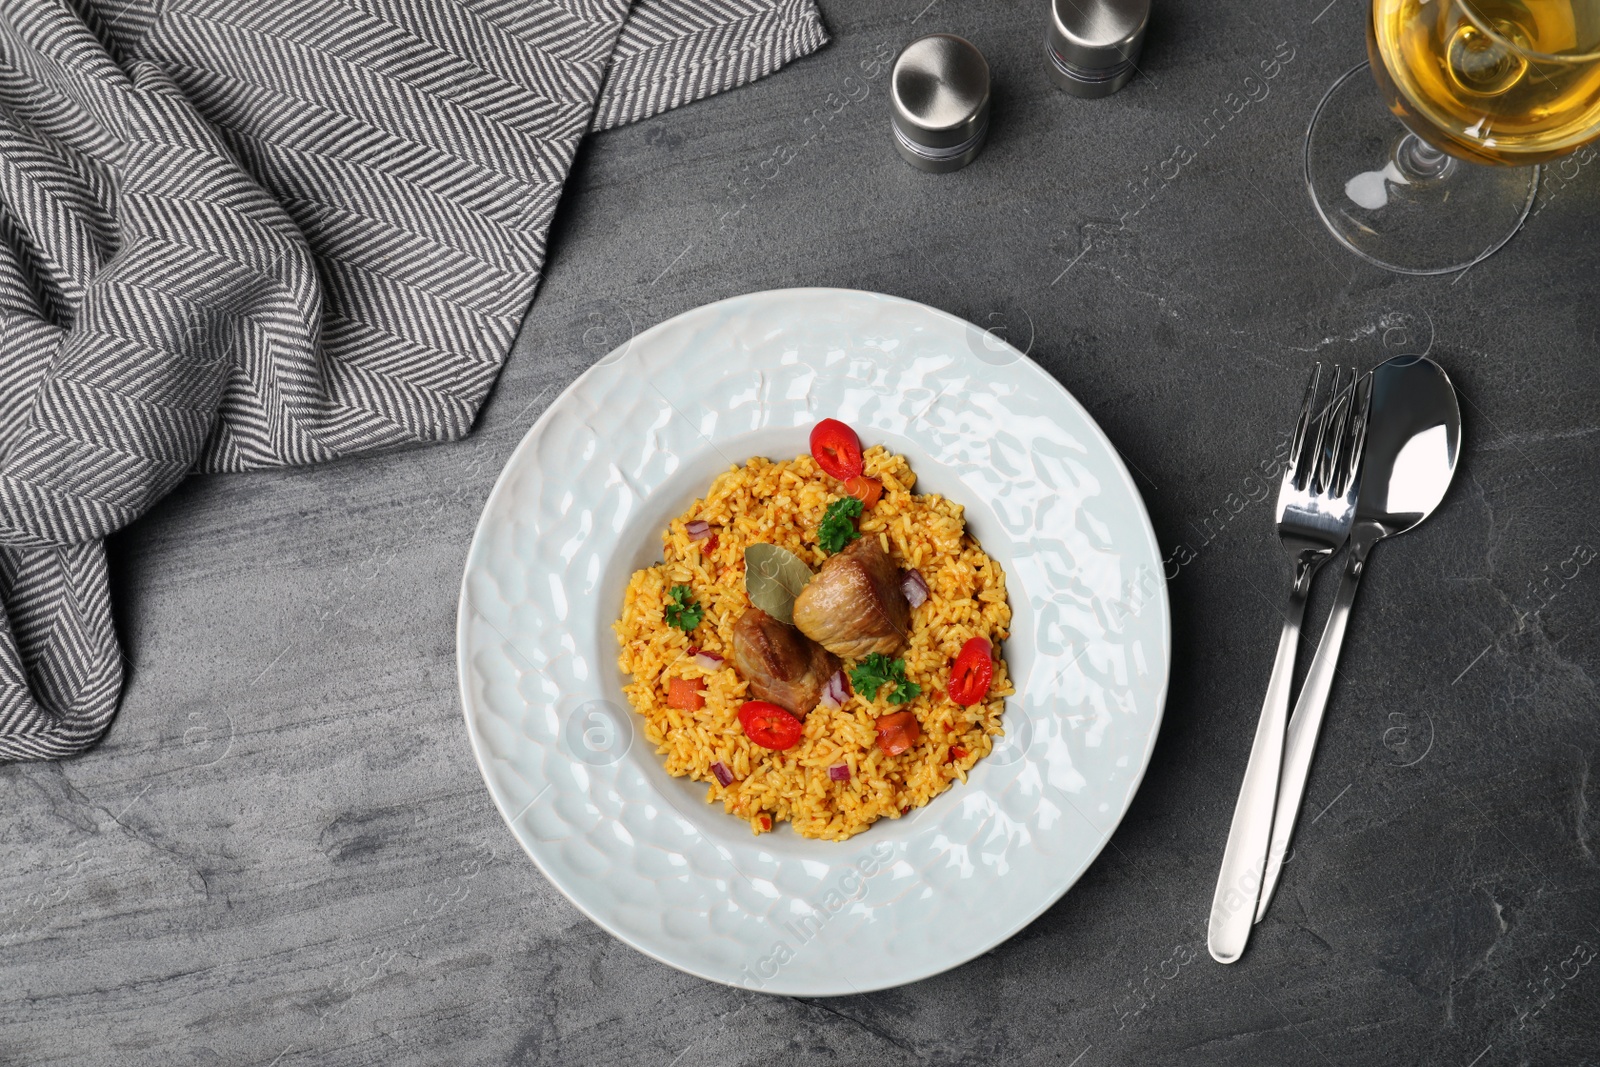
top-left (613, 445), bottom-right (1013, 841)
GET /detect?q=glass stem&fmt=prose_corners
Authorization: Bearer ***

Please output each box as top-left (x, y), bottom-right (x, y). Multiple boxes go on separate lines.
top-left (1394, 133), bottom-right (1457, 182)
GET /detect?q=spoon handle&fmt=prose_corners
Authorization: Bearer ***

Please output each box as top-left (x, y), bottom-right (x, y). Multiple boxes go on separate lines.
top-left (1208, 558), bottom-right (1314, 964)
top-left (1254, 538), bottom-right (1373, 923)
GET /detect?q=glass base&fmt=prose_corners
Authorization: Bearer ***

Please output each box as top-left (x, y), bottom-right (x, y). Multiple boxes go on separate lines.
top-left (1305, 62), bottom-right (1539, 276)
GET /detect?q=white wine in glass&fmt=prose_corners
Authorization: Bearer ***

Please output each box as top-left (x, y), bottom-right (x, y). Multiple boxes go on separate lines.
top-left (1306, 0), bottom-right (1600, 273)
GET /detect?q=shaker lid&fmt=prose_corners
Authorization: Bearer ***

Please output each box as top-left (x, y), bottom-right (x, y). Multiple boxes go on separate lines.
top-left (1049, 0), bottom-right (1149, 74)
top-left (890, 34), bottom-right (991, 153)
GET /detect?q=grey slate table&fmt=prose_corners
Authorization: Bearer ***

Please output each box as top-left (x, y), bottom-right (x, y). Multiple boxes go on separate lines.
top-left (5, 1), bottom-right (1599, 1064)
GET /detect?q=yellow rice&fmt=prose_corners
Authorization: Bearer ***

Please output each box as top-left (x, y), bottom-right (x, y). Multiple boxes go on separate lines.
top-left (613, 445), bottom-right (1013, 841)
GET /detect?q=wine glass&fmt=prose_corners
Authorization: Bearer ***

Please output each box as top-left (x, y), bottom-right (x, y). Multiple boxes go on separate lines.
top-left (1306, 0), bottom-right (1600, 274)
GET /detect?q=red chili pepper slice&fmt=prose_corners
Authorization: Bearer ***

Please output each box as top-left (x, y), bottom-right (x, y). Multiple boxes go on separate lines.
top-left (738, 701), bottom-right (804, 750)
top-left (947, 637), bottom-right (994, 707)
top-left (874, 710), bottom-right (922, 756)
top-left (810, 419), bottom-right (864, 481)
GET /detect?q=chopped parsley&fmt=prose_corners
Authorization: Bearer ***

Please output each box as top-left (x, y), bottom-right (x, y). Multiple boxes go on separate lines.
top-left (849, 652), bottom-right (921, 705)
top-left (664, 584), bottom-right (704, 632)
top-left (817, 495), bottom-right (864, 554)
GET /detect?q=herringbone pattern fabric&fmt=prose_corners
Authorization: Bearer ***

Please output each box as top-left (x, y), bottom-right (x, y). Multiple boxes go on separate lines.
top-left (0, 0), bottom-right (827, 760)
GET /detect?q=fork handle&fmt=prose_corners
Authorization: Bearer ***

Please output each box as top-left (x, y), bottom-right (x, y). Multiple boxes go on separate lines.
top-left (1254, 531), bottom-right (1377, 923)
top-left (1207, 558), bottom-right (1314, 964)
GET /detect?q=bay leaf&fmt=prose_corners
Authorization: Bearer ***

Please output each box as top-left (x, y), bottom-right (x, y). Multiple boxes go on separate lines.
top-left (744, 544), bottom-right (814, 625)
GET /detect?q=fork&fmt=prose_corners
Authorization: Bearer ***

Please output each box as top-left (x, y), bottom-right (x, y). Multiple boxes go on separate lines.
top-left (1207, 363), bottom-right (1371, 965)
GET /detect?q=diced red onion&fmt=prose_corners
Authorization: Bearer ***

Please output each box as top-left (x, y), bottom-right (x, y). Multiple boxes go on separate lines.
top-left (693, 650), bottom-right (725, 671)
top-left (901, 568), bottom-right (930, 608)
top-left (711, 761), bottom-right (734, 786)
top-left (828, 764), bottom-right (851, 782)
top-left (819, 669), bottom-right (850, 709)
top-left (686, 519), bottom-right (713, 541)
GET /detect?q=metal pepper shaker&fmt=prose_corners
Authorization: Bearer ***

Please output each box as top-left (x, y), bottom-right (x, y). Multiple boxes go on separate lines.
top-left (890, 34), bottom-right (991, 173)
top-left (1047, 0), bottom-right (1149, 98)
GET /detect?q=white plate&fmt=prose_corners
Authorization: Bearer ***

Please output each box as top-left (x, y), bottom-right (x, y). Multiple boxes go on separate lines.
top-left (457, 288), bottom-right (1170, 995)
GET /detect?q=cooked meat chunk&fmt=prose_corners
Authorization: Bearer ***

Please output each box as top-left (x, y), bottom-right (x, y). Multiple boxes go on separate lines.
top-left (731, 607), bottom-right (841, 718)
top-left (792, 535), bottom-right (910, 658)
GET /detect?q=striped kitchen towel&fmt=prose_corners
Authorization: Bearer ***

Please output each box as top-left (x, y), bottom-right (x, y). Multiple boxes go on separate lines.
top-left (0, 0), bottom-right (828, 760)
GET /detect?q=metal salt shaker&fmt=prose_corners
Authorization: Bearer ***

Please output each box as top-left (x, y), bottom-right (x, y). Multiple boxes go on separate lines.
top-left (890, 34), bottom-right (991, 173)
top-left (1047, 0), bottom-right (1149, 98)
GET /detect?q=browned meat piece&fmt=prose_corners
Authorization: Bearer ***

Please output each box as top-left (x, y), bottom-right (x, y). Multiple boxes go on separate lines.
top-left (792, 535), bottom-right (910, 658)
top-left (731, 607), bottom-right (841, 718)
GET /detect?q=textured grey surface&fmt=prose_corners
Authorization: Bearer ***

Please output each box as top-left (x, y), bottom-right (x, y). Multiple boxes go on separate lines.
top-left (4, 0), bottom-right (1599, 1063)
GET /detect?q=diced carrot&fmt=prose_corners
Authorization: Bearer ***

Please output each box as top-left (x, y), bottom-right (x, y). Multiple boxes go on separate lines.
top-left (874, 710), bottom-right (921, 756)
top-left (667, 676), bottom-right (705, 711)
top-left (845, 475), bottom-right (883, 509)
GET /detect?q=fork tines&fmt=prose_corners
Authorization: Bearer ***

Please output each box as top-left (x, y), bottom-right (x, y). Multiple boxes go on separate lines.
top-left (1288, 362), bottom-right (1373, 500)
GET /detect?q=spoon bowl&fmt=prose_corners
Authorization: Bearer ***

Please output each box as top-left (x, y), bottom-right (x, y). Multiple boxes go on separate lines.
top-left (1354, 355), bottom-right (1462, 542)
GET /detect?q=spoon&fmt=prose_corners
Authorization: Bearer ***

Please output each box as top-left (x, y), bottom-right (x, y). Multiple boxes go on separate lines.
top-left (1253, 354), bottom-right (1462, 921)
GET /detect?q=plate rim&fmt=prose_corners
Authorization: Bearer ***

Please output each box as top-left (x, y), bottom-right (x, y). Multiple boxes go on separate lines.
top-left (456, 286), bottom-right (1172, 994)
